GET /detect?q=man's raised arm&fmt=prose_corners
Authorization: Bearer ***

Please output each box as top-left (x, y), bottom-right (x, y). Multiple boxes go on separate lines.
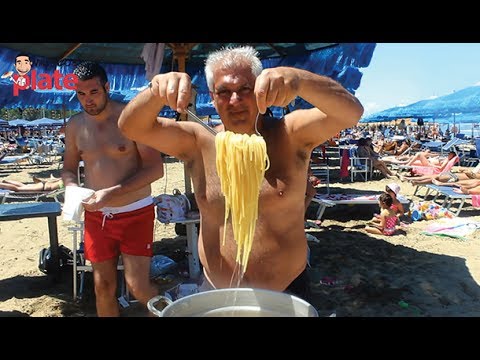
top-left (118, 72), bottom-right (197, 160)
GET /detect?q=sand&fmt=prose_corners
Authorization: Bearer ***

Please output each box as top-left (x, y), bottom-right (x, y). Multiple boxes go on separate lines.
top-left (1, 153), bottom-right (479, 317)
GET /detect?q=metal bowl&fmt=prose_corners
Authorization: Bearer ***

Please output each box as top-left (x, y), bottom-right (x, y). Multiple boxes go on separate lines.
top-left (147, 288), bottom-right (318, 317)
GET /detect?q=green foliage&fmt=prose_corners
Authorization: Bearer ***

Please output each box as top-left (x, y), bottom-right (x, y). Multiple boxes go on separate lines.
top-left (0, 108), bottom-right (79, 121)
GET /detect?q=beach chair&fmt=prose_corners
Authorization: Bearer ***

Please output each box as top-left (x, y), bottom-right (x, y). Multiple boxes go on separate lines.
top-left (421, 184), bottom-right (473, 216)
top-left (0, 154), bottom-right (32, 170)
top-left (311, 192), bottom-right (411, 221)
top-left (0, 189), bottom-right (8, 203)
top-left (310, 162), bottom-right (330, 194)
top-left (349, 146), bottom-right (371, 182)
top-left (1, 187), bottom-right (65, 204)
top-left (409, 155), bottom-right (459, 176)
top-left (475, 138), bottom-right (480, 158)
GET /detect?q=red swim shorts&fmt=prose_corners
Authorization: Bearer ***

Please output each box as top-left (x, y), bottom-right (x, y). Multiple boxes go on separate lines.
top-left (84, 203), bottom-right (155, 263)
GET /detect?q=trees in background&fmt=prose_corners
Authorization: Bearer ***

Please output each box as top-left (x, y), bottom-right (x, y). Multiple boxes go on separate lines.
top-left (0, 108), bottom-right (78, 120)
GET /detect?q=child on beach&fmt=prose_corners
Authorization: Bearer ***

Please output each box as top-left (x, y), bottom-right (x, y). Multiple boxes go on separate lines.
top-left (365, 192), bottom-right (398, 236)
top-left (385, 182), bottom-right (405, 220)
top-left (369, 183), bottom-right (405, 225)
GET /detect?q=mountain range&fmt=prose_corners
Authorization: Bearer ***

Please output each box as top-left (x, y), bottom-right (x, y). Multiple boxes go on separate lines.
top-left (361, 85), bottom-right (480, 123)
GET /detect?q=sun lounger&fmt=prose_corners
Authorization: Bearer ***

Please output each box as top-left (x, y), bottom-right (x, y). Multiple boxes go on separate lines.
top-left (311, 192), bottom-right (411, 221)
top-left (1, 188), bottom-right (65, 204)
top-left (0, 189), bottom-right (8, 203)
top-left (397, 155), bottom-right (459, 176)
top-left (420, 184), bottom-right (472, 216)
top-left (413, 160), bottom-right (480, 198)
top-left (0, 154), bottom-right (31, 170)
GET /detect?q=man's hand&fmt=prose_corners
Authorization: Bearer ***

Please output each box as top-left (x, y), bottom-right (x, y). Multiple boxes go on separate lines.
top-left (254, 67), bottom-right (299, 115)
top-left (82, 188), bottom-right (112, 212)
top-left (149, 72), bottom-right (192, 113)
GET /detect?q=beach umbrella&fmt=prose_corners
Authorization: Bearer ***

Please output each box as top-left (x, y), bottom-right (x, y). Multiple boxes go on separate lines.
top-left (8, 119), bottom-right (29, 126)
top-left (23, 117), bottom-right (64, 128)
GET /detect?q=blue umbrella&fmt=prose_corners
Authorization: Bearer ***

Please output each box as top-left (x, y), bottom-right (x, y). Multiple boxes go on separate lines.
top-left (0, 43), bottom-right (377, 117)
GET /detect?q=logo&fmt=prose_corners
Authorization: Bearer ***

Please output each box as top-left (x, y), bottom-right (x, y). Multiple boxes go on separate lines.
top-left (1, 53), bottom-right (78, 96)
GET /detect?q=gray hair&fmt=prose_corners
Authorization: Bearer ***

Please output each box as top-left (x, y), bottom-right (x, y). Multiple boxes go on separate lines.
top-left (205, 45), bottom-right (263, 92)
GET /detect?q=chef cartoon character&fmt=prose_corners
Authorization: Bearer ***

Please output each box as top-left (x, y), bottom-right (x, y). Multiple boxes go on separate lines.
top-left (13, 53), bottom-right (32, 87)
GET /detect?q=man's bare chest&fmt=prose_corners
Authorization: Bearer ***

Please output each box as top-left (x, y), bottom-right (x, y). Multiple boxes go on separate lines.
top-left (77, 130), bottom-right (135, 157)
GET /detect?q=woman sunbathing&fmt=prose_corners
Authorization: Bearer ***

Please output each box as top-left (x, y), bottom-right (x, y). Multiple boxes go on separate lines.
top-left (403, 150), bottom-right (456, 168)
top-left (400, 163), bottom-right (480, 185)
top-left (382, 150), bottom-right (440, 165)
top-left (433, 178), bottom-right (480, 188)
top-left (0, 177), bottom-right (64, 192)
top-left (382, 139), bottom-right (412, 156)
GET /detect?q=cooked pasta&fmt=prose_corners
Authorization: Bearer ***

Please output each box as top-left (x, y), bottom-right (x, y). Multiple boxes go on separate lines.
top-left (215, 131), bottom-right (270, 277)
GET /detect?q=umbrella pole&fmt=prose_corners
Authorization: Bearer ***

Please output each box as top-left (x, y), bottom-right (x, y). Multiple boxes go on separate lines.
top-left (172, 43), bottom-right (201, 280)
top-left (174, 46), bottom-right (193, 195)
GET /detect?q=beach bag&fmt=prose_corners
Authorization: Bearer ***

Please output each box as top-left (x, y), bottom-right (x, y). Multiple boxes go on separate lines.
top-left (154, 189), bottom-right (191, 223)
top-left (38, 245), bottom-right (75, 274)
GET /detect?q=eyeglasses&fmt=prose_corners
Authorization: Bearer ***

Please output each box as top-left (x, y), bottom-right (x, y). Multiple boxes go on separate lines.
top-left (214, 85), bottom-right (253, 100)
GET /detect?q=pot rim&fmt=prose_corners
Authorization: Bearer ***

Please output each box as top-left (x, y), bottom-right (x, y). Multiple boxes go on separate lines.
top-left (148, 287), bottom-right (318, 317)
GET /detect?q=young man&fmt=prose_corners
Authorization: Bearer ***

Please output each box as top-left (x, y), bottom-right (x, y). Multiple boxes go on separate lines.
top-left (61, 61), bottom-right (165, 317)
top-left (118, 46), bottom-right (363, 302)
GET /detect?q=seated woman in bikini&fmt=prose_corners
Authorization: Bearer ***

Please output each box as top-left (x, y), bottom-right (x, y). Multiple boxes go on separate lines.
top-left (0, 177), bottom-right (64, 192)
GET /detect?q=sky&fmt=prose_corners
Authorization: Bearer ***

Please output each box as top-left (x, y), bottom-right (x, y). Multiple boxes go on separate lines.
top-left (355, 43), bottom-right (480, 119)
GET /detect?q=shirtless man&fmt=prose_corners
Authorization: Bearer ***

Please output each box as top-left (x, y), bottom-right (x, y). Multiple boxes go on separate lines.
top-left (118, 46), bottom-right (363, 301)
top-left (61, 61), bottom-right (165, 317)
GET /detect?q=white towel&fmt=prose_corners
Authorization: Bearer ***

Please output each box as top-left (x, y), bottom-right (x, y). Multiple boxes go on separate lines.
top-left (63, 186), bottom-right (95, 222)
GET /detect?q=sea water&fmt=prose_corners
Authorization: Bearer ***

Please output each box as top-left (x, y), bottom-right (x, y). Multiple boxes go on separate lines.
top-left (436, 121), bottom-right (480, 138)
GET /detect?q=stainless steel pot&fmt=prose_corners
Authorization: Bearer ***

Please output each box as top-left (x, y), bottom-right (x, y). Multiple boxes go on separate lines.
top-left (147, 288), bottom-right (318, 317)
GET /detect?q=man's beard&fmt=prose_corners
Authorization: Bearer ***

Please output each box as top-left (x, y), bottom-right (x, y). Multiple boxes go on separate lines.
top-left (83, 102), bottom-right (107, 116)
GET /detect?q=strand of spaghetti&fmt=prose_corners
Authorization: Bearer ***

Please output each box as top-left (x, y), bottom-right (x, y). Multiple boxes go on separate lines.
top-left (215, 131), bottom-right (270, 274)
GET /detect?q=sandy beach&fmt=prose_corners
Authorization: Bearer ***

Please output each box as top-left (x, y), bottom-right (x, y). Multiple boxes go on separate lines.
top-left (1, 153), bottom-right (479, 317)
